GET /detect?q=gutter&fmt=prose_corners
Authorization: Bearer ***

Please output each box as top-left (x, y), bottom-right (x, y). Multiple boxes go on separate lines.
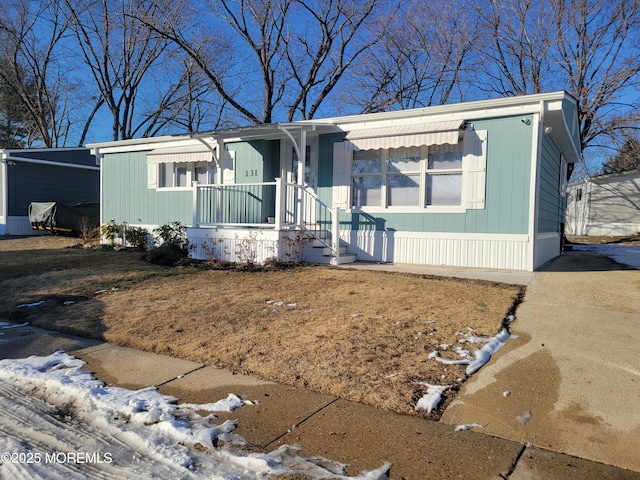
top-left (2, 155), bottom-right (100, 171)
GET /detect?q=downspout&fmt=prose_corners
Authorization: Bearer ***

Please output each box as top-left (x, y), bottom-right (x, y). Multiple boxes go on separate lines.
top-left (90, 146), bottom-right (104, 237)
top-left (528, 102), bottom-right (544, 270)
top-left (0, 152), bottom-right (7, 234)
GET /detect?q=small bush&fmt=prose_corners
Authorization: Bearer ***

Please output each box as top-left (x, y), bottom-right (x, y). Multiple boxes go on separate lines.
top-left (79, 216), bottom-right (100, 243)
top-left (101, 220), bottom-right (123, 246)
top-left (125, 226), bottom-right (150, 251)
top-left (146, 222), bottom-right (191, 265)
top-left (145, 243), bottom-right (189, 266)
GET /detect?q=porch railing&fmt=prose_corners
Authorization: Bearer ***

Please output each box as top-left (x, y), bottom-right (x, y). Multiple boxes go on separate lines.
top-left (193, 178), bottom-right (341, 264)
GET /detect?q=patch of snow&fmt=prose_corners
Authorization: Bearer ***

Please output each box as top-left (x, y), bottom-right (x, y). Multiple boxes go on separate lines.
top-left (16, 301), bottom-right (44, 308)
top-left (454, 423), bottom-right (485, 431)
top-left (431, 329), bottom-right (512, 375)
top-left (572, 244), bottom-right (640, 269)
top-left (0, 322), bottom-right (30, 329)
top-left (414, 383), bottom-right (450, 413)
top-left (0, 352), bottom-right (391, 479)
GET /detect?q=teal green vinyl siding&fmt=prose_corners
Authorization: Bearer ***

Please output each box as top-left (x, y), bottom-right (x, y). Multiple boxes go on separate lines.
top-left (229, 140), bottom-right (278, 223)
top-left (103, 141), bottom-right (281, 227)
top-left (233, 140), bottom-right (279, 183)
top-left (318, 133), bottom-right (346, 206)
top-left (537, 134), bottom-right (563, 233)
top-left (102, 151), bottom-right (192, 225)
top-left (319, 115), bottom-right (534, 235)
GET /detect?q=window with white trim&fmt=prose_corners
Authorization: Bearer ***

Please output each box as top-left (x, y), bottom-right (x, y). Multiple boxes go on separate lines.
top-left (332, 129), bottom-right (487, 212)
top-left (158, 162), bottom-right (217, 188)
top-left (350, 142), bottom-right (463, 209)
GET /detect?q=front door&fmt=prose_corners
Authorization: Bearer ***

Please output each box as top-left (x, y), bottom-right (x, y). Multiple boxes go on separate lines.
top-left (290, 142), bottom-right (318, 226)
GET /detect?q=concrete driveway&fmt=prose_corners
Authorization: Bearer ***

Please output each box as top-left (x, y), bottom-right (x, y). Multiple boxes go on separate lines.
top-left (441, 250), bottom-right (640, 472)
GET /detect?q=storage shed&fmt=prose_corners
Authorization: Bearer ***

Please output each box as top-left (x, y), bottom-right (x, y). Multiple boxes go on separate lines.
top-left (0, 148), bottom-right (99, 235)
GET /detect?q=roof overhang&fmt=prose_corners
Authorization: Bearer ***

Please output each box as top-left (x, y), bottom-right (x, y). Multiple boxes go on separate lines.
top-left (87, 91), bottom-right (581, 164)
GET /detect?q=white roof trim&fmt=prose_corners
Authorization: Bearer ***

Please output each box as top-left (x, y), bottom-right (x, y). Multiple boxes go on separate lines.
top-left (2, 155), bottom-right (99, 171)
top-left (146, 144), bottom-right (216, 164)
top-left (345, 120), bottom-right (464, 150)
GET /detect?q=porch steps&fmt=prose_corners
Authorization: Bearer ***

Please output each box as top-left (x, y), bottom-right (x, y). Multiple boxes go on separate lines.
top-left (301, 231), bottom-right (357, 264)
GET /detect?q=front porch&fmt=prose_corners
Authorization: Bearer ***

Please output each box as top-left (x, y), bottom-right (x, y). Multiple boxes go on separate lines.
top-left (187, 178), bottom-right (356, 265)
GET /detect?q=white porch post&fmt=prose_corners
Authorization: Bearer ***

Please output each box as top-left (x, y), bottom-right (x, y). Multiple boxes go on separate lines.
top-left (296, 129), bottom-right (307, 226)
top-left (331, 207), bottom-right (340, 266)
top-left (192, 181), bottom-right (199, 227)
top-left (274, 177), bottom-right (285, 230)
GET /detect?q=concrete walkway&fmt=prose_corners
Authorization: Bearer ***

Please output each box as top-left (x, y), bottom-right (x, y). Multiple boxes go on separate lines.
top-left (339, 261), bottom-right (536, 286)
top-left (441, 251), bottom-right (640, 473)
top-left (2, 249), bottom-right (640, 478)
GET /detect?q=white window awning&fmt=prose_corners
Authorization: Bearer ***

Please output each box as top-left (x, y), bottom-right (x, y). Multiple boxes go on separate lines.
top-left (345, 120), bottom-right (464, 150)
top-left (146, 144), bottom-right (216, 164)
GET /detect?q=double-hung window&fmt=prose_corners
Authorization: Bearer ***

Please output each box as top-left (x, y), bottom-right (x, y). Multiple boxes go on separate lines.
top-left (350, 142), bottom-right (464, 209)
top-left (351, 149), bottom-right (383, 207)
top-left (387, 147), bottom-right (421, 206)
top-left (158, 162), bottom-right (217, 188)
top-left (426, 143), bottom-right (463, 206)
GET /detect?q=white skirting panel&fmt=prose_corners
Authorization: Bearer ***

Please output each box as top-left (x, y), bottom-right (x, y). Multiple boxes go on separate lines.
top-left (342, 230), bottom-right (533, 271)
top-left (533, 232), bottom-right (561, 270)
top-left (187, 227), bottom-right (305, 264)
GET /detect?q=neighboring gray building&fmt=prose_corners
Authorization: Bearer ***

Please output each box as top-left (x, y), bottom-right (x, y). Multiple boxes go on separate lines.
top-left (566, 169), bottom-right (640, 236)
top-left (0, 148), bottom-right (99, 235)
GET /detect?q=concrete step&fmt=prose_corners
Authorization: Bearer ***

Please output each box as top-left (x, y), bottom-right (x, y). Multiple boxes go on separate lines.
top-left (312, 238), bottom-right (348, 248)
top-left (301, 253), bottom-right (358, 265)
top-left (322, 245), bottom-right (348, 256)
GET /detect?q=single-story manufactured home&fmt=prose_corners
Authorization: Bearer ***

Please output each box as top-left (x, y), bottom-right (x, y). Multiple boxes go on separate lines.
top-left (0, 148), bottom-right (100, 235)
top-left (88, 90), bottom-right (581, 271)
top-left (566, 169), bottom-right (640, 237)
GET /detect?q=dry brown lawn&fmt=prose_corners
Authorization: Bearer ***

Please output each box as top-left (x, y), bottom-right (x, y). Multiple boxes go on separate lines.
top-left (0, 235), bottom-right (523, 419)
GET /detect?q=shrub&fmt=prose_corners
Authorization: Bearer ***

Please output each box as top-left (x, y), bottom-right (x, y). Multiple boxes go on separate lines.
top-left (124, 226), bottom-right (150, 251)
top-left (146, 222), bottom-right (191, 265)
top-left (100, 220), bottom-right (123, 247)
top-left (79, 216), bottom-right (100, 243)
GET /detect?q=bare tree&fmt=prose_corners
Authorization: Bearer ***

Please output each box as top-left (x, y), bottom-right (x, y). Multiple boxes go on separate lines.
top-left (137, 0), bottom-right (386, 124)
top-left (216, 0), bottom-right (292, 123)
top-left (477, 0), bottom-right (640, 176)
top-left (340, 0), bottom-right (477, 114)
top-left (136, 55), bottom-right (231, 136)
top-left (135, 0), bottom-right (260, 125)
top-left (0, 0), bottom-right (76, 147)
top-left (283, 0), bottom-right (387, 120)
top-left (602, 135), bottom-right (640, 174)
top-left (64, 0), bottom-right (177, 141)
top-left (554, 0), bottom-right (640, 154)
top-left (476, 0), bottom-right (558, 96)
